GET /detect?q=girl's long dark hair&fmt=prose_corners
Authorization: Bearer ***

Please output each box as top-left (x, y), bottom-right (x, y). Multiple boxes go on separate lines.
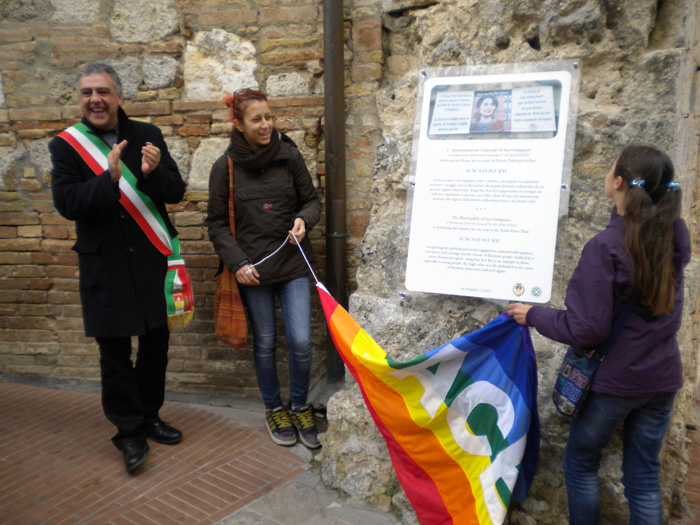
top-left (615, 145), bottom-right (682, 315)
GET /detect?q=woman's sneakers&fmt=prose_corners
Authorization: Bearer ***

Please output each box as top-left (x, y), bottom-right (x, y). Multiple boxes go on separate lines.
top-left (289, 404), bottom-right (321, 449)
top-left (265, 406), bottom-right (297, 446)
top-left (265, 404), bottom-right (322, 449)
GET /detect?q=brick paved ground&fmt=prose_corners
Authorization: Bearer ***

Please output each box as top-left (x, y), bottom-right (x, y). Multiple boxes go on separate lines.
top-left (1, 381), bottom-right (699, 524)
top-left (0, 382), bottom-right (306, 524)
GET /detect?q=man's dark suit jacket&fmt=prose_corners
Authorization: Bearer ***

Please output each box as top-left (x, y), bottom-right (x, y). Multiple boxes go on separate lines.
top-left (50, 107), bottom-right (186, 337)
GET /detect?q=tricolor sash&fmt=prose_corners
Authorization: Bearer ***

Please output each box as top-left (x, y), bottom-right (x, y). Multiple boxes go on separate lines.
top-left (58, 123), bottom-right (194, 329)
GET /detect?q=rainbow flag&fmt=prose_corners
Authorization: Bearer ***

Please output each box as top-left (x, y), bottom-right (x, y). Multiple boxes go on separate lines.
top-left (317, 283), bottom-right (539, 525)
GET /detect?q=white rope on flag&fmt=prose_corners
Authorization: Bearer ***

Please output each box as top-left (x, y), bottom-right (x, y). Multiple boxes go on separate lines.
top-left (249, 232), bottom-right (319, 284)
top-left (291, 232), bottom-right (319, 284)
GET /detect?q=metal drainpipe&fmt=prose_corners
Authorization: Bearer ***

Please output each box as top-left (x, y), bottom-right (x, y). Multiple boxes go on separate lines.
top-left (323, 0), bottom-right (347, 381)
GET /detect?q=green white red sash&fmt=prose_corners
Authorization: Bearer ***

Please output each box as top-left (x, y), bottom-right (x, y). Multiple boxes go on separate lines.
top-left (58, 123), bottom-right (194, 329)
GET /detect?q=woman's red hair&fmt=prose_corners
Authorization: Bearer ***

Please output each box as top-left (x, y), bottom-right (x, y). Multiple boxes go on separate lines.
top-left (222, 89), bottom-right (268, 122)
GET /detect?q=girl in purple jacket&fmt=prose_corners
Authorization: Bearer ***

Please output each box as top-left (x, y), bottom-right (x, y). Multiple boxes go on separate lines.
top-left (509, 144), bottom-right (691, 525)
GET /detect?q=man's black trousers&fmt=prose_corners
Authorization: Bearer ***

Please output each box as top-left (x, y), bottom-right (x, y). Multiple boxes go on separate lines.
top-left (95, 324), bottom-right (169, 449)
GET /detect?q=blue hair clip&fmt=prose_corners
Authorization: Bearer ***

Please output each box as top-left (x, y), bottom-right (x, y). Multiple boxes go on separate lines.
top-left (667, 181), bottom-right (680, 191)
top-left (629, 178), bottom-right (645, 189)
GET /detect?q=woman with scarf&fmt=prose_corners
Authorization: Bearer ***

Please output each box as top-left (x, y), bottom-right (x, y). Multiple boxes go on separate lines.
top-left (206, 88), bottom-right (322, 449)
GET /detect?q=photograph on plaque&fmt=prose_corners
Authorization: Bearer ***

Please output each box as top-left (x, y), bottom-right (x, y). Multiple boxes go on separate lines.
top-left (427, 80), bottom-right (562, 139)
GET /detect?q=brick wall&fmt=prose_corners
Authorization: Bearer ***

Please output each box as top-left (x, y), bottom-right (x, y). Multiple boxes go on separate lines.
top-left (0, 1), bottom-right (383, 399)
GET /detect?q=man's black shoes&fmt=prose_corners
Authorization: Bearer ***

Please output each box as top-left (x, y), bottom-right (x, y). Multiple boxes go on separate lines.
top-left (145, 419), bottom-right (183, 445)
top-left (119, 419), bottom-right (181, 473)
top-left (122, 440), bottom-right (149, 473)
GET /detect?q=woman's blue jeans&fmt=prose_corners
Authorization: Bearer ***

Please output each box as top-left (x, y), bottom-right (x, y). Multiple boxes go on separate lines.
top-left (563, 391), bottom-right (676, 525)
top-left (239, 276), bottom-right (313, 410)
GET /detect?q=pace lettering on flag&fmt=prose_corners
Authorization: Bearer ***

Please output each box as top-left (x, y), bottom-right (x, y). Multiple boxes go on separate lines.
top-left (317, 283), bottom-right (539, 525)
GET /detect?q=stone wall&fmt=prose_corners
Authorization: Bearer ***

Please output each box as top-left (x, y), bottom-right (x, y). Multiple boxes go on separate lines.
top-left (0, 0), bottom-right (381, 397)
top-left (320, 1), bottom-right (700, 524)
top-left (1, 0), bottom-right (699, 523)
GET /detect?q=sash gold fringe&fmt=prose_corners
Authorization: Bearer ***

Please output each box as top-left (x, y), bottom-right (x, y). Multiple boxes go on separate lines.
top-left (168, 309), bottom-right (194, 330)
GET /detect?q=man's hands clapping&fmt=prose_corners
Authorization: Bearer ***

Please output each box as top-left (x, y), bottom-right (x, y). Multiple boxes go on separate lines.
top-left (108, 140), bottom-right (128, 183)
top-left (141, 141), bottom-right (161, 176)
top-left (107, 140), bottom-right (162, 183)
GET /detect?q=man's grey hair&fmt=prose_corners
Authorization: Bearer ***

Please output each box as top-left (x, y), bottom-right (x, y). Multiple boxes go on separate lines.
top-left (76, 63), bottom-right (123, 95)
